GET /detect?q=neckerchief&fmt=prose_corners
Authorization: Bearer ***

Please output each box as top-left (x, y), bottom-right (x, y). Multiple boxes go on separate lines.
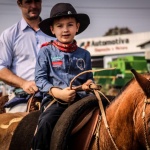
top-left (41, 40), bottom-right (77, 53)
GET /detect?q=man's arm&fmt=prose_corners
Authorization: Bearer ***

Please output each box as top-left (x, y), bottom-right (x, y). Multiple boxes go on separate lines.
top-left (0, 68), bottom-right (38, 94)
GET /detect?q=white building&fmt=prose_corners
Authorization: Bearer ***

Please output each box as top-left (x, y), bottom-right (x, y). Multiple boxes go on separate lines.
top-left (137, 40), bottom-right (150, 72)
top-left (77, 32), bottom-right (150, 68)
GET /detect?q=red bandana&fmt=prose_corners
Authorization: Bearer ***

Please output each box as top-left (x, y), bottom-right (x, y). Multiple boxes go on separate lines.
top-left (41, 40), bottom-right (77, 53)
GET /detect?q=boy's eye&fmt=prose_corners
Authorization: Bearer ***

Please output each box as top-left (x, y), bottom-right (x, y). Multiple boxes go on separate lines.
top-left (68, 23), bottom-right (73, 26)
top-left (57, 25), bottom-right (62, 28)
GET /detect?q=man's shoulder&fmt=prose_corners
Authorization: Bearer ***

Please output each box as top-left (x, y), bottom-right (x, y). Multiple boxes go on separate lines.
top-left (1, 21), bottom-right (20, 36)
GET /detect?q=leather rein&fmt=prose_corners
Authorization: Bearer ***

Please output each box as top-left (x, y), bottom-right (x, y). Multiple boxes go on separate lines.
top-left (69, 68), bottom-right (120, 150)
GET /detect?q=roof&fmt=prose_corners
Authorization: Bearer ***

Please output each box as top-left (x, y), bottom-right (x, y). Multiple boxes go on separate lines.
top-left (137, 40), bottom-right (150, 47)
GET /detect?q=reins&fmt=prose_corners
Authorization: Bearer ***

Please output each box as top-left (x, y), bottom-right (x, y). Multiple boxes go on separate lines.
top-left (69, 68), bottom-right (119, 150)
top-left (26, 94), bottom-right (35, 113)
top-left (93, 89), bottom-right (119, 150)
top-left (26, 93), bottom-right (41, 113)
top-left (70, 68), bottom-right (150, 150)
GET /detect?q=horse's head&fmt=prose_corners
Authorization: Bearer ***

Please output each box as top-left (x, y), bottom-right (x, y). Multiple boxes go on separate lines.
top-left (131, 69), bottom-right (150, 98)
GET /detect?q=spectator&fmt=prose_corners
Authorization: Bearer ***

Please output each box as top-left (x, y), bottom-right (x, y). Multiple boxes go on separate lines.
top-left (0, 0), bottom-right (55, 113)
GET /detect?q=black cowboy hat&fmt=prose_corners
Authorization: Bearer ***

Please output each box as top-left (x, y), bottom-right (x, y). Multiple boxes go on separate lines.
top-left (39, 3), bottom-right (90, 37)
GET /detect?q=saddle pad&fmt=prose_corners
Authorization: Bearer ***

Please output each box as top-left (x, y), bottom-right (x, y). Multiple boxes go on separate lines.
top-left (71, 108), bottom-right (96, 135)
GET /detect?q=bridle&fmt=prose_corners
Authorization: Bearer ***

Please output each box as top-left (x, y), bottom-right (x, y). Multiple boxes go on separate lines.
top-left (142, 97), bottom-right (150, 150)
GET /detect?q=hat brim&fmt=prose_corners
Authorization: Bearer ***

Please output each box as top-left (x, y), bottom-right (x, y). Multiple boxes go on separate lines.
top-left (39, 14), bottom-right (90, 37)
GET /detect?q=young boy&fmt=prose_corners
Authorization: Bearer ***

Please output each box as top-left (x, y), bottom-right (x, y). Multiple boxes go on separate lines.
top-left (32, 3), bottom-right (93, 150)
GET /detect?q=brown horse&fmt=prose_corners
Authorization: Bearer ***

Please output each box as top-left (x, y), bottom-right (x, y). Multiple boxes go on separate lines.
top-left (50, 69), bottom-right (150, 150)
top-left (96, 69), bottom-right (150, 150)
top-left (0, 111), bottom-right (40, 150)
top-left (0, 112), bottom-right (27, 150)
top-left (1, 69), bottom-right (150, 150)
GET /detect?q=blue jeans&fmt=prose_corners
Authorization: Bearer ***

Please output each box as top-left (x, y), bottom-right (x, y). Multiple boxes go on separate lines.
top-left (31, 100), bottom-right (68, 150)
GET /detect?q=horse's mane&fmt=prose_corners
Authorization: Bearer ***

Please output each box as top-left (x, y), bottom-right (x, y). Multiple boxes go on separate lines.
top-left (107, 77), bottom-right (134, 107)
top-left (108, 72), bottom-right (150, 107)
top-left (118, 77), bottom-right (134, 95)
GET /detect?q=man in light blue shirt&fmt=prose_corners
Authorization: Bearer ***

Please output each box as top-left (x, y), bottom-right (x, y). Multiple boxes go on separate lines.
top-left (0, 0), bottom-right (55, 112)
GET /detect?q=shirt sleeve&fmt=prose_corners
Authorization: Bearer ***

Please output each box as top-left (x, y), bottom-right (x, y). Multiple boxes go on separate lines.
top-left (35, 48), bottom-right (53, 93)
top-left (0, 31), bottom-right (13, 70)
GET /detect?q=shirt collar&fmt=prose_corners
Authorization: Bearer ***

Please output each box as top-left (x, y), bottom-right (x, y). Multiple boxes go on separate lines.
top-left (20, 18), bottom-right (29, 31)
top-left (20, 18), bottom-right (41, 31)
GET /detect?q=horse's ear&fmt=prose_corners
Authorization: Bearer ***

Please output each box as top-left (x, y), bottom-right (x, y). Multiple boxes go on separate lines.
top-left (131, 69), bottom-right (150, 97)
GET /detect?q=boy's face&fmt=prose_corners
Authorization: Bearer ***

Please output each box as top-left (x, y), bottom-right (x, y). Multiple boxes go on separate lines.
top-left (50, 17), bottom-right (80, 44)
top-left (17, 0), bottom-right (42, 20)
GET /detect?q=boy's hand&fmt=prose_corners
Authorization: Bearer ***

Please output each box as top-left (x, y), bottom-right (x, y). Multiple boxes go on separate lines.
top-left (50, 87), bottom-right (76, 103)
top-left (82, 79), bottom-right (93, 91)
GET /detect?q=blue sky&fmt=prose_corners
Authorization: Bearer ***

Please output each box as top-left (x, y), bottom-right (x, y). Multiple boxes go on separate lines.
top-left (0, 0), bottom-right (150, 39)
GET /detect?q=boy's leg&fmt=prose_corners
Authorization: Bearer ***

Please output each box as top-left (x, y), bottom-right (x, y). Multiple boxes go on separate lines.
top-left (32, 102), bottom-right (68, 150)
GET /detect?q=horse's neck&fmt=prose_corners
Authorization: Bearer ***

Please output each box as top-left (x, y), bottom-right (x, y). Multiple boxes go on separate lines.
top-left (107, 81), bottom-right (143, 117)
top-left (99, 81), bottom-right (144, 149)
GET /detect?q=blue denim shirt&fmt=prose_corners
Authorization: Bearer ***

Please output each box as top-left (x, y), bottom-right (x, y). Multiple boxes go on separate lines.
top-left (35, 44), bottom-right (93, 98)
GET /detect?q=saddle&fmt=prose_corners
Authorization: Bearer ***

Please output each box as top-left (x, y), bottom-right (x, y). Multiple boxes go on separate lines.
top-left (9, 107), bottom-right (99, 150)
top-left (70, 107), bottom-right (100, 150)
top-left (26, 95), bottom-right (41, 112)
